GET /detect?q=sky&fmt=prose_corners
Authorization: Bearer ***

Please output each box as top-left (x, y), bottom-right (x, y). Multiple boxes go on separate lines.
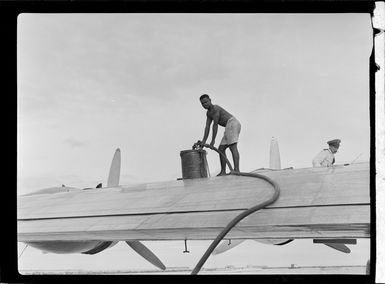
top-left (17, 13), bottom-right (372, 272)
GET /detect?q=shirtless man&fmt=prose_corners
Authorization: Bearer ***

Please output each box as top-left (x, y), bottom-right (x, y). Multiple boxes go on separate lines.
top-left (198, 94), bottom-right (241, 175)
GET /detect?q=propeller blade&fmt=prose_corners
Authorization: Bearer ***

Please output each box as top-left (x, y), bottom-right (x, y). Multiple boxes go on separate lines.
top-left (269, 137), bottom-right (281, 170)
top-left (107, 148), bottom-right (121, 187)
top-left (212, 240), bottom-right (244, 255)
top-left (323, 243), bottom-right (351, 253)
top-left (126, 241), bottom-right (166, 270)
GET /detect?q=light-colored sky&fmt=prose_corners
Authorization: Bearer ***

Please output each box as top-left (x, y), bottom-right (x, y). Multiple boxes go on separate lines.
top-left (17, 13), bottom-right (371, 272)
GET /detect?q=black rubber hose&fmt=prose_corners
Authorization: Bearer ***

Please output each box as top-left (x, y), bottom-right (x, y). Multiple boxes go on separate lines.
top-left (191, 144), bottom-right (281, 275)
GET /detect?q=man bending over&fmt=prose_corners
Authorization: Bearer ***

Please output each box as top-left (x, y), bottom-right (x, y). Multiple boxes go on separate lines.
top-left (198, 94), bottom-right (241, 175)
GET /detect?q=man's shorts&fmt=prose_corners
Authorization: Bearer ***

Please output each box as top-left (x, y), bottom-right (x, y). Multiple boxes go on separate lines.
top-left (220, 117), bottom-right (241, 146)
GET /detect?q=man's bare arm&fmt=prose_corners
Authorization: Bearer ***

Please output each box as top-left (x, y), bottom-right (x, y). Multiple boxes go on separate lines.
top-left (201, 115), bottom-right (212, 144)
top-left (210, 111), bottom-right (220, 147)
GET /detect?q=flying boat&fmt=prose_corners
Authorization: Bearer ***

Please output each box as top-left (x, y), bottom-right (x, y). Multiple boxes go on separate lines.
top-left (17, 138), bottom-right (370, 274)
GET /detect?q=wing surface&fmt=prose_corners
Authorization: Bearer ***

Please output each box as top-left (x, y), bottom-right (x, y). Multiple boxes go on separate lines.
top-left (18, 163), bottom-right (370, 242)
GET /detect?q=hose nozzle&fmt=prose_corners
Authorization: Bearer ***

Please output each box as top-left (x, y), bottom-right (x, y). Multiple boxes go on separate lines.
top-left (192, 140), bottom-right (204, 150)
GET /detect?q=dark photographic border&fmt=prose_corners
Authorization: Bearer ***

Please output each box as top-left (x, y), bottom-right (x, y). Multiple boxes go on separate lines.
top-left (1, 1), bottom-right (377, 283)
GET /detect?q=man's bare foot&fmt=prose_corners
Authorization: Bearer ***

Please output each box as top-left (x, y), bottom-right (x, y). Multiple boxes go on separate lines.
top-left (217, 172), bottom-right (227, 176)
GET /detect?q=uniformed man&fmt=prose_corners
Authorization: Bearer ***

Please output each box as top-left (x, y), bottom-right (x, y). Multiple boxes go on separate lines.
top-left (312, 139), bottom-right (341, 167)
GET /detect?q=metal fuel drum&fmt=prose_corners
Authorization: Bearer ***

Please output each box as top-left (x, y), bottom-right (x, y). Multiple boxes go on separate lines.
top-left (180, 149), bottom-right (209, 179)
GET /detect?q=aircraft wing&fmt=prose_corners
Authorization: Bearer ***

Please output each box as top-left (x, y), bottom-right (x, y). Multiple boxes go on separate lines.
top-left (18, 162), bottom-right (370, 242)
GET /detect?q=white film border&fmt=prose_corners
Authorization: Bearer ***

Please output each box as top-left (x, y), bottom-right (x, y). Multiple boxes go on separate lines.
top-left (373, 1), bottom-right (385, 283)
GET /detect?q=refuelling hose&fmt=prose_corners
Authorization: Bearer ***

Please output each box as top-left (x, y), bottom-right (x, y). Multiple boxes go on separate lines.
top-left (191, 143), bottom-right (281, 275)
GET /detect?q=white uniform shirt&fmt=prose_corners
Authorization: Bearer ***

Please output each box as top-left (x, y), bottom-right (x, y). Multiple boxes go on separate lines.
top-left (312, 149), bottom-right (335, 167)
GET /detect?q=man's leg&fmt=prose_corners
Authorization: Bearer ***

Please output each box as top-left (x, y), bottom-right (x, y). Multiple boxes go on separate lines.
top-left (217, 144), bottom-right (228, 176)
top-left (229, 143), bottom-right (240, 172)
